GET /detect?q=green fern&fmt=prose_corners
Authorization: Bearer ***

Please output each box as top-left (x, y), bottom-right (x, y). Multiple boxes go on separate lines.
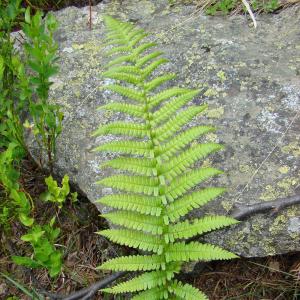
top-left (95, 16), bottom-right (239, 299)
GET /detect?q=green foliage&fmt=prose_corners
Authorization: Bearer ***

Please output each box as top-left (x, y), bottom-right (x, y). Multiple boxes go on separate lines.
top-left (22, 8), bottom-right (63, 170)
top-left (206, 0), bottom-right (236, 15)
top-left (12, 217), bottom-right (63, 278)
top-left (0, 0), bottom-right (26, 149)
top-left (0, 4), bottom-right (63, 235)
top-left (261, 0), bottom-right (279, 12)
top-left (0, 3), bottom-right (63, 170)
top-left (206, 0), bottom-right (280, 15)
top-left (95, 16), bottom-right (239, 299)
top-left (0, 5), bottom-right (65, 280)
top-left (0, 143), bottom-right (33, 230)
top-left (40, 174), bottom-right (77, 208)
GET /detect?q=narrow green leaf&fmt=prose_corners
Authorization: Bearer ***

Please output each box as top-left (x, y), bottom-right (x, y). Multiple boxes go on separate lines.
top-left (92, 122), bottom-right (148, 138)
top-left (98, 229), bottom-right (164, 254)
top-left (98, 175), bottom-right (159, 195)
top-left (97, 194), bottom-right (162, 216)
top-left (102, 266), bottom-right (179, 294)
top-left (152, 90), bottom-right (201, 126)
top-left (102, 157), bottom-right (156, 176)
top-left (103, 211), bottom-right (164, 234)
top-left (159, 126), bottom-right (215, 159)
top-left (166, 187), bottom-right (226, 222)
top-left (160, 143), bottom-right (223, 180)
top-left (166, 168), bottom-right (223, 202)
top-left (98, 254), bottom-right (165, 271)
top-left (137, 51), bottom-right (163, 67)
top-left (142, 58), bottom-right (169, 78)
top-left (94, 140), bottom-right (153, 157)
top-left (105, 84), bottom-right (145, 102)
top-left (165, 242), bottom-right (238, 263)
top-left (167, 216), bottom-right (239, 240)
top-left (154, 106), bottom-right (207, 142)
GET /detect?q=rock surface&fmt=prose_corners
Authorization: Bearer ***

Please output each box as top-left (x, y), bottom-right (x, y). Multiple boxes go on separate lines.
top-left (28, 1), bottom-right (300, 257)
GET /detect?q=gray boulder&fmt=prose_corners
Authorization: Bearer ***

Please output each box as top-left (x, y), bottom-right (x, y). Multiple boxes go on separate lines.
top-left (28, 0), bottom-right (300, 257)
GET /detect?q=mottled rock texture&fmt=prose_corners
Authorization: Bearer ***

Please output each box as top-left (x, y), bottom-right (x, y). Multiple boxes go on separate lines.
top-left (28, 0), bottom-right (300, 257)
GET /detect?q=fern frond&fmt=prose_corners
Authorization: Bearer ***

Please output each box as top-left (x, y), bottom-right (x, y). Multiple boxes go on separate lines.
top-left (166, 187), bottom-right (226, 222)
top-left (94, 140), bottom-right (153, 157)
top-left (166, 168), bottom-right (223, 202)
top-left (102, 264), bottom-right (181, 294)
top-left (165, 242), bottom-right (238, 263)
top-left (166, 216), bottom-right (239, 241)
top-left (98, 254), bottom-right (165, 271)
top-left (136, 51), bottom-right (163, 67)
top-left (102, 157), bottom-right (156, 176)
top-left (154, 106), bottom-right (207, 142)
top-left (105, 84), bottom-right (145, 102)
top-left (92, 122), bottom-right (148, 138)
top-left (160, 143), bottom-right (223, 180)
top-left (98, 175), bottom-right (159, 196)
top-left (100, 102), bottom-right (144, 119)
top-left (159, 126), bottom-right (215, 159)
top-left (145, 74), bottom-right (176, 92)
top-left (103, 211), bottom-right (164, 234)
top-left (169, 281), bottom-right (208, 300)
top-left (98, 229), bottom-right (163, 254)
top-left (97, 16), bottom-right (238, 300)
top-left (152, 90), bottom-right (201, 126)
top-left (97, 194), bottom-right (162, 216)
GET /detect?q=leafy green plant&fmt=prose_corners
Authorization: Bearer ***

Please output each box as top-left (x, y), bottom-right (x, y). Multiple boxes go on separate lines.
top-left (0, 143), bottom-right (33, 230)
top-left (22, 8), bottom-right (63, 171)
top-left (0, 4), bottom-right (62, 169)
top-left (0, 0), bottom-right (27, 149)
top-left (206, 0), bottom-right (280, 15)
top-left (12, 217), bottom-right (63, 278)
top-left (262, 0), bottom-right (279, 12)
top-left (40, 174), bottom-right (77, 208)
top-left (94, 16), bottom-right (238, 299)
top-left (0, 3), bottom-right (65, 283)
top-left (206, 0), bottom-right (236, 15)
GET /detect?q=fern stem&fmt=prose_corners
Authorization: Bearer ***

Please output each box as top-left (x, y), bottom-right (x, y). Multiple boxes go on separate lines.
top-left (114, 21), bottom-right (178, 297)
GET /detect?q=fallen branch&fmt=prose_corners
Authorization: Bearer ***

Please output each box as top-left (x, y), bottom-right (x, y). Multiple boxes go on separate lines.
top-left (230, 194), bottom-right (300, 220)
top-left (39, 271), bottom-right (127, 300)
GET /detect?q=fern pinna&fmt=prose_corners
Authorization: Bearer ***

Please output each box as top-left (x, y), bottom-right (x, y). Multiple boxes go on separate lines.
top-left (94, 16), bottom-right (238, 300)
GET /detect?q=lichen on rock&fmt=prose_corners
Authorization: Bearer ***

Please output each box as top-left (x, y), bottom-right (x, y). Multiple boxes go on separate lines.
top-left (26, 1), bottom-right (300, 257)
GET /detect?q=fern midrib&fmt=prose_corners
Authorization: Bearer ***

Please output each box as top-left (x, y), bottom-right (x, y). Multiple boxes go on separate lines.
top-left (118, 24), bottom-right (178, 295)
